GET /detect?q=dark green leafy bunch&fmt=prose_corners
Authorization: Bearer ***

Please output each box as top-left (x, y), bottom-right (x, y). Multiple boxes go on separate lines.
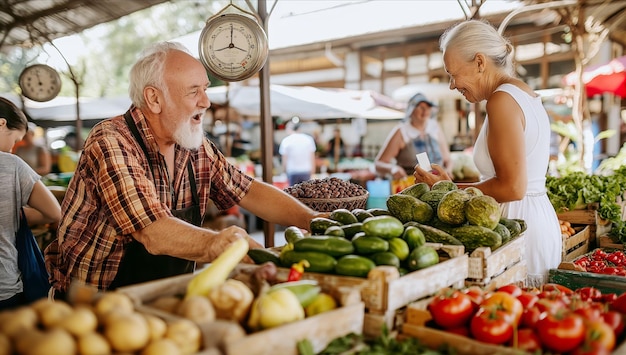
top-left (314, 326), bottom-right (453, 355)
top-left (546, 166), bottom-right (626, 242)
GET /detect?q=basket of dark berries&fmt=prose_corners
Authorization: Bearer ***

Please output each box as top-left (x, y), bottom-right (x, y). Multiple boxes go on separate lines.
top-left (284, 177), bottom-right (369, 212)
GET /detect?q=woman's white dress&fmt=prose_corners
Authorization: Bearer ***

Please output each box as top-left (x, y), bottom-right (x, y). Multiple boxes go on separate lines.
top-left (473, 83), bottom-right (562, 287)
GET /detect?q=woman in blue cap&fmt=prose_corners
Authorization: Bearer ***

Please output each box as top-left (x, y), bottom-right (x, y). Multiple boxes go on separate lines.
top-left (374, 92), bottom-right (451, 180)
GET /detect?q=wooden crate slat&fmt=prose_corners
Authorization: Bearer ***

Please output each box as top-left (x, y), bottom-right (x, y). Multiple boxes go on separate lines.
top-left (467, 233), bottom-right (525, 280)
top-left (557, 209), bottom-right (597, 225)
top-left (598, 235), bottom-right (623, 250)
top-left (401, 323), bottom-right (526, 355)
top-left (465, 260), bottom-right (527, 291)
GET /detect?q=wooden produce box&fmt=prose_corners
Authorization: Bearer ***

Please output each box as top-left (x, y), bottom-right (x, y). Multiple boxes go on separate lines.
top-left (272, 242), bottom-right (468, 338)
top-left (562, 225), bottom-right (591, 261)
top-left (549, 266), bottom-right (626, 296)
top-left (465, 233), bottom-right (527, 290)
top-left (558, 208), bottom-right (600, 245)
top-left (402, 299), bottom-right (529, 355)
top-left (598, 234), bottom-right (623, 250)
top-left (118, 272), bottom-right (365, 355)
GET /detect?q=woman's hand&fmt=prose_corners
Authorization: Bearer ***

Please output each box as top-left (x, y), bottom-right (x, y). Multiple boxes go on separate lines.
top-left (413, 164), bottom-right (451, 187)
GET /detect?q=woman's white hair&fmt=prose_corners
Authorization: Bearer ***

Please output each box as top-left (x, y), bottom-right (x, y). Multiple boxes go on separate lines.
top-left (439, 19), bottom-right (515, 77)
top-left (128, 41), bottom-right (191, 108)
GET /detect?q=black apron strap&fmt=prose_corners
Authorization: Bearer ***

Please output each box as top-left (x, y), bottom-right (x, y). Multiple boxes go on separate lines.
top-left (110, 110), bottom-right (200, 289)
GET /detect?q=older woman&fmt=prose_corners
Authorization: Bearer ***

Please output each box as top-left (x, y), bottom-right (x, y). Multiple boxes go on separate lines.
top-left (413, 20), bottom-right (561, 287)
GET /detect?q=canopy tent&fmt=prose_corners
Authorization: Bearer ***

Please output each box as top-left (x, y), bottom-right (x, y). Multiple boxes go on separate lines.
top-left (392, 82), bottom-right (465, 103)
top-left (562, 55), bottom-right (626, 98)
top-left (3, 94), bottom-right (131, 128)
top-left (206, 84), bottom-right (404, 121)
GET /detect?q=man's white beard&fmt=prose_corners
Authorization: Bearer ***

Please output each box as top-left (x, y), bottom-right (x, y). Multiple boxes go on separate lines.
top-left (175, 120), bottom-right (204, 150)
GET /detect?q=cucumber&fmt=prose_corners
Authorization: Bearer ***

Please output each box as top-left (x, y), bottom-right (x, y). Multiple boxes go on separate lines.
top-left (285, 226), bottom-right (306, 244)
top-left (499, 218), bottom-right (522, 238)
top-left (369, 251), bottom-right (401, 268)
top-left (351, 235), bottom-right (389, 255)
top-left (329, 209), bottom-right (359, 225)
top-left (293, 236), bottom-right (354, 257)
top-left (404, 222), bottom-right (463, 246)
top-left (279, 250), bottom-right (337, 273)
top-left (449, 225), bottom-right (502, 252)
top-left (310, 217), bottom-right (342, 235)
top-left (324, 225), bottom-right (346, 238)
top-left (494, 223), bottom-right (512, 244)
top-left (269, 280), bottom-right (321, 307)
top-left (406, 245), bottom-right (440, 271)
top-left (362, 215), bottom-right (404, 239)
top-left (366, 208), bottom-right (391, 216)
top-left (335, 255), bottom-right (376, 278)
top-left (340, 222), bottom-right (363, 240)
top-left (247, 248), bottom-right (281, 265)
top-left (513, 219), bottom-right (527, 234)
top-left (401, 226), bottom-right (426, 250)
top-left (352, 209), bottom-right (374, 222)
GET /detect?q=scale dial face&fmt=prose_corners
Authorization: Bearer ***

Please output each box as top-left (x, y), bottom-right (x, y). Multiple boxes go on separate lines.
top-left (198, 13), bottom-right (268, 82)
top-left (19, 64), bottom-right (62, 102)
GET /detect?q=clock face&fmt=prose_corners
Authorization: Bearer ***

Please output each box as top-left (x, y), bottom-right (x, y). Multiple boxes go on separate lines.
top-left (19, 64), bottom-right (62, 102)
top-left (199, 13), bottom-right (268, 82)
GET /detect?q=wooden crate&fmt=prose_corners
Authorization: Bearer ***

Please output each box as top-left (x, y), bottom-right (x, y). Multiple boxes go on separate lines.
top-left (598, 235), bottom-right (623, 250)
top-left (562, 225), bottom-right (591, 261)
top-left (465, 233), bottom-right (526, 287)
top-left (465, 259), bottom-right (527, 291)
top-left (271, 242), bottom-right (468, 338)
top-left (549, 266), bottom-right (626, 296)
top-left (402, 301), bottom-right (530, 355)
top-left (118, 271), bottom-right (365, 355)
top-left (558, 208), bottom-right (600, 245)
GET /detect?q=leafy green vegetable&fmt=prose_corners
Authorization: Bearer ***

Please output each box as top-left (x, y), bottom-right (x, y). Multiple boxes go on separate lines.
top-left (546, 166), bottom-right (626, 243)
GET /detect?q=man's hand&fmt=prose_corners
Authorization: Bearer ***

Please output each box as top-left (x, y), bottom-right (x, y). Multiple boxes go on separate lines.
top-left (212, 226), bottom-right (263, 263)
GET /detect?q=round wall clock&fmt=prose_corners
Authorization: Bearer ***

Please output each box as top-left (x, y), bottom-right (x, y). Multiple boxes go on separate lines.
top-left (19, 64), bottom-right (62, 102)
top-left (198, 13), bottom-right (269, 82)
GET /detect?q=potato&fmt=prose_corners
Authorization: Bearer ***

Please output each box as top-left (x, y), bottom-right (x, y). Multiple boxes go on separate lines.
top-left (164, 319), bottom-right (202, 355)
top-left (140, 338), bottom-right (182, 355)
top-left (39, 301), bottom-right (73, 329)
top-left (0, 333), bottom-right (11, 355)
top-left (76, 332), bottom-right (111, 355)
top-left (176, 295), bottom-right (215, 324)
top-left (94, 292), bottom-right (134, 319)
top-left (147, 296), bottom-right (181, 314)
top-left (24, 328), bottom-right (76, 355)
top-left (104, 312), bottom-right (150, 353)
top-left (142, 314), bottom-right (167, 341)
top-left (58, 306), bottom-right (98, 337)
top-left (0, 306), bottom-right (38, 337)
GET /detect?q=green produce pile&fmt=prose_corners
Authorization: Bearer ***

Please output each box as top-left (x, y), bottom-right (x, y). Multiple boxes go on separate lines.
top-left (249, 182), bottom-right (525, 277)
top-left (546, 166), bottom-right (626, 243)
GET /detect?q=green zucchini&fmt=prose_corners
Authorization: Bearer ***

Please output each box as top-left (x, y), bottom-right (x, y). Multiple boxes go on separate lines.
top-left (279, 250), bottom-right (337, 273)
top-left (293, 235), bottom-right (354, 257)
top-left (494, 223), bottom-right (512, 244)
top-left (449, 225), bottom-right (502, 252)
top-left (499, 218), bottom-right (522, 238)
top-left (310, 217), bottom-right (342, 235)
top-left (247, 248), bottom-right (281, 265)
top-left (335, 255), bottom-right (376, 278)
top-left (340, 222), bottom-right (363, 240)
top-left (351, 235), bottom-right (389, 255)
top-left (284, 226), bottom-right (306, 244)
top-left (404, 222), bottom-right (463, 246)
top-left (362, 215), bottom-right (404, 239)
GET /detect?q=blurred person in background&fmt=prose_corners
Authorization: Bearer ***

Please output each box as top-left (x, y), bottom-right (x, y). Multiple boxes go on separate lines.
top-left (413, 19), bottom-right (561, 287)
top-left (279, 117), bottom-right (317, 186)
top-left (0, 97), bottom-right (61, 310)
top-left (375, 93), bottom-right (451, 181)
top-left (14, 122), bottom-right (52, 176)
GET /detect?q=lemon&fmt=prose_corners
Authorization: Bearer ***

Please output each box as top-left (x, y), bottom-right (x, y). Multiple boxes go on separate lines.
top-left (304, 293), bottom-right (337, 317)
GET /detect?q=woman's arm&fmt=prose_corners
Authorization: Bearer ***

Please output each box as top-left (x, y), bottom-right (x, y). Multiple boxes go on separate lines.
top-left (25, 181), bottom-right (62, 226)
top-left (374, 128), bottom-right (406, 179)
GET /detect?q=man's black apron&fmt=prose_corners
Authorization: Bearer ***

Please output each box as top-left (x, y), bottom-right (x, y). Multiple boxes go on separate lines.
top-left (108, 111), bottom-right (203, 289)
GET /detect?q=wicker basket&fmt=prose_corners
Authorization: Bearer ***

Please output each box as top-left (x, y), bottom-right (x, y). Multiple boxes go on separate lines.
top-left (297, 192), bottom-right (369, 212)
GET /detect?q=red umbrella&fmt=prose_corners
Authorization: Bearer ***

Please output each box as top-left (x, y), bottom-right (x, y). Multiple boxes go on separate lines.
top-left (562, 55), bottom-right (626, 98)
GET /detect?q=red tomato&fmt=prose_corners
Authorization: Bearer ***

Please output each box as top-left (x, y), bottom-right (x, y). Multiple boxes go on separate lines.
top-left (497, 284), bottom-right (523, 297)
top-left (427, 288), bottom-right (475, 329)
top-left (520, 306), bottom-right (544, 328)
top-left (508, 328), bottom-right (542, 352)
top-left (470, 308), bottom-right (514, 345)
top-left (576, 287), bottom-right (602, 302)
top-left (583, 319), bottom-right (616, 352)
top-left (601, 310), bottom-right (624, 338)
top-left (610, 292), bottom-right (626, 313)
top-left (536, 311), bottom-right (585, 353)
top-left (535, 298), bottom-right (566, 315)
top-left (516, 291), bottom-right (538, 308)
top-left (463, 285), bottom-right (484, 312)
top-left (542, 283), bottom-right (574, 295)
top-left (573, 305), bottom-right (603, 321)
top-left (481, 291), bottom-right (524, 326)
